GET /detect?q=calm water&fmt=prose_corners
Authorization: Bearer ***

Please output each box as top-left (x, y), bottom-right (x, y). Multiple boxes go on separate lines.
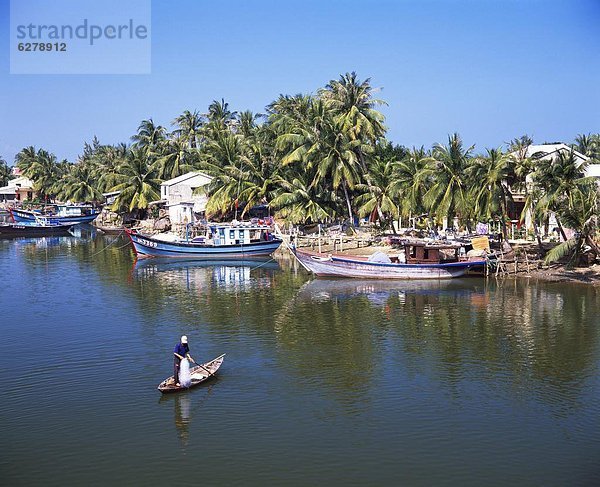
top-left (1, 229), bottom-right (599, 486)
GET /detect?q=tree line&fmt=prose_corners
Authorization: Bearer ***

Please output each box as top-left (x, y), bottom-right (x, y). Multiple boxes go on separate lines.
top-left (3, 72), bottom-right (599, 263)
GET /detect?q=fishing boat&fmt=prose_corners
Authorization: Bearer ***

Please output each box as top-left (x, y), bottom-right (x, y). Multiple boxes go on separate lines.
top-left (93, 223), bottom-right (127, 235)
top-left (0, 220), bottom-right (74, 237)
top-left (291, 241), bottom-right (487, 279)
top-left (9, 204), bottom-right (101, 225)
top-left (158, 354), bottom-right (225, 393)
top-left (126, 222), bottom-right (282, 258)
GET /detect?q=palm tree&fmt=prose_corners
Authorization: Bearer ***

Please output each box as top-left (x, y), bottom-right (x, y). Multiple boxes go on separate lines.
top-left (94, 143), bottom-right (128, 193)
top-left (110, 149), bottom-right (161, 215)
top-left (468, 148), bottom-right (513, 238)
top-left (131, 119), bottom-right (167, 156)
top-left (544, 181), bottom-right (599, 266)
top-left (421, 133), bottom-right (473, 228)
top-left (319, 72), bottom-right (386, 145)
top-left (270, 173), bottom-right (337, 224)
top-left (391, 146), bottom-right (430, 221)
top-left (14, 146), bottom-right (38, 175)
top-left (199, 131), bottom-right (248, 218)
top-left (54, 162), bottom-right (103, 203)
top-left (203, 99), bottom-right (237, 138)
top-left (573, 133), bottom-right (599, 161)
top-left (0, 156), bottom-right (11, 187)
top-left (16, 148), bottom-right (62, 201)
top-left (354, 155), bottom-right (399, 228)
top-left (154, 135), bottom-right (196, 180)
top-left (531, 148), bottom-right (588, 240)
top-left (507, 135), bottom-right (546, 253)
top-left (172, 110), bottom-right (204, 149)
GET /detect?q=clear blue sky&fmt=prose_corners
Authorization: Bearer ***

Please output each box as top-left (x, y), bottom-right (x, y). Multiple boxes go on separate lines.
top-left (1, 0), bottom-right (599, 164)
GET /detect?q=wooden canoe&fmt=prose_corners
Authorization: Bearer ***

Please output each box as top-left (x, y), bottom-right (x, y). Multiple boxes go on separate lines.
top-left (157, 354), bottom-right (225, 394)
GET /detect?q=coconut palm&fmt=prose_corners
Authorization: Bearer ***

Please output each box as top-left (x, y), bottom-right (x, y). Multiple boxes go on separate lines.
top-left (421, 133), bottom-right (473, 227)
top-left (154, 136), bottom-right (197, 180)
top-left (270, 174), bottom-right (337, 224)
top-left (390, 146), bottom-right (431, 219)
top-left (203, 99), bottom-right (237, 138)
top-left (54, 162), bottom-right (103, 203)
top-left (573, 133), bottom-right (600, 162)
top-left (131, 119), bottom-right (167, 156)
top-left (544, 181), bottom-right (599, 266)
top-left (468, 148), bottom-right (513, 238)
top-left (319, 72), bottom-right (386, 145)
top-left (14, 146), bottom-right (38, 175)
top-left (172, 110), bottom-right (204, 149)
top-left (354, 158), bottom-right (399, 227)
top-left (94, 143), bottom-right (128, 193)
top-left (110, 149), bottom-right (161, 214)
top-left (16, 148), bottom-right (63, 200)
top-left (0, 156), bottom-right (11, 186)
top-left (531, 148), bottom-right (588, 240)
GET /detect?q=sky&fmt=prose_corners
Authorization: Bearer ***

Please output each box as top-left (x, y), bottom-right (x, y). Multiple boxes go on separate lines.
top-left (0, 0), bottom-right (599, 164)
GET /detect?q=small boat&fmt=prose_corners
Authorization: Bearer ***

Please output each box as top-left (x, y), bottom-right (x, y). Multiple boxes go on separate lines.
top-left (291, 241), bottom-right (487, 280)
top-left (126, 222), bottom-right (282, 258)
top-left (158, 354), bottom-right (225, 393)
top-left (94, 223), bottom-right (127, 235)
top-left (10, 204), bottom-right (101, 225)
top-left (0, 220), bottom-right (74, 238)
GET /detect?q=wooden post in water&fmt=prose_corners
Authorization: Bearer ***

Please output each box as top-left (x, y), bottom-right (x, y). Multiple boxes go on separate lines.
top-left (318, 224), bottom-right (322, 254)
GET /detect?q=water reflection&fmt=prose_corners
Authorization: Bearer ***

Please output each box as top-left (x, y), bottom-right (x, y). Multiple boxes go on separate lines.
top-left (6, 232), bottom-right (600, 415)
top-left (158, 385), bottom-right (214, 451)
top-left (132, 257), bottom-right (280, 291)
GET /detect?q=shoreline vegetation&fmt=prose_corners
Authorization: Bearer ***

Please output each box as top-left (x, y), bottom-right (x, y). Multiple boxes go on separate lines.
top-left (1, 72), bottom-right (599, 279)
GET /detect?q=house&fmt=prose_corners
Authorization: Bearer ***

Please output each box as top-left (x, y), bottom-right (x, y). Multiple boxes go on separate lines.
top-left (160, 171), bottom-right (212, 225)
top-left (508, 143), bottom-right (599, 234)
top-left (0, 175), bottom-right (36, 202)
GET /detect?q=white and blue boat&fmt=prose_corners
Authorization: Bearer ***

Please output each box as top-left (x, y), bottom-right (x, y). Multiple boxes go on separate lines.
top-left (10, 204), bottom-right (101, 225)
top-left (0, 219), bottom-right (74, 238)
top-left (126, 223), bottom-right (282, 258)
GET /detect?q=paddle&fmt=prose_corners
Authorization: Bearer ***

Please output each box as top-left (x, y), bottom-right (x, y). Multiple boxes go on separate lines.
top-left (191, 360), bottom-right (214, 378)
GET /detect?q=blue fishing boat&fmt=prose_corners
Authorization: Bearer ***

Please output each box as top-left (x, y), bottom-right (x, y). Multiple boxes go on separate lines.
top-left (0, 220), bottom-right (74, 238)
top-left (9, 204), bottom-right (101, 225)
top-left (126, 223), bottom-right (282, 258)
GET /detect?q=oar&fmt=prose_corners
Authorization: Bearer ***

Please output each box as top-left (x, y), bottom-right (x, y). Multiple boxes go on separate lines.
top-left (191, 360), bottom-right (214, 378)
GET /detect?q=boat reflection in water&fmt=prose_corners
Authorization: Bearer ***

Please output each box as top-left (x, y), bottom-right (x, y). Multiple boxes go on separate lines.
top-left (132, 257), bottom-right (280, 291)
top-left (159, 385), bottom-right (214, 450)
top-left (294, 277), bottom-right (479, 307)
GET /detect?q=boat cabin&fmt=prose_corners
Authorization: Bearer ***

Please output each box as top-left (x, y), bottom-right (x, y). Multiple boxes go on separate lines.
top-left (403, 242), bottom-right (461, 264)
top-left (54, 204), bottom-right (98, 217)
top-left (188, 223), bottom-right (276, 246)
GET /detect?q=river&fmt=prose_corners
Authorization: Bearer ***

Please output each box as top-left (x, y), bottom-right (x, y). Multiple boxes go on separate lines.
top-left (1, 230), bottom-right (599, 486)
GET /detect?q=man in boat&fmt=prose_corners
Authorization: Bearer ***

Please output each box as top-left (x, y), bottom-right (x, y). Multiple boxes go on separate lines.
top-left (173, 335), bottom-right (195, 386)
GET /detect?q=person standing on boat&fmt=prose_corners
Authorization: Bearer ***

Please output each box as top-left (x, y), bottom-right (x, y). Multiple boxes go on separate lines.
top-left (173, 335), bottom-right (195, 386)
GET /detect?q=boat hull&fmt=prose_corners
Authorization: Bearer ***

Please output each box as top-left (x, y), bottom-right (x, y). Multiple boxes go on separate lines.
top-left (158, 354), bottom-right (225, 393)
top-left (293, 248), bottom-right (486, 279)
top-left (10, 208), bottom-right (100, 225)
top-left (127, 230), bottom-right (282, 258)
top-left (0, 223), bottom-right (73, 238)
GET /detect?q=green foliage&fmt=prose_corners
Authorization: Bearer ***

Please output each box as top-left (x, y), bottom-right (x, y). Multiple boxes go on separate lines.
top-left (0, 156), bottom-right (12, 186)
top-left (8, 75), bottom-right (599, 250)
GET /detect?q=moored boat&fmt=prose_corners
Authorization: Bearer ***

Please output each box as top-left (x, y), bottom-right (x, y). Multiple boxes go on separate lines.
top-left (126, 222), bottom-right (282, 258)
top-left (292, 242), bottom-right (487, 279)
top-left (10, 204), bottom-right (101, 225)
top-left (0, 220), bottom-right (74, 238)
top-left (93, 223), bottom-right (127, 235)
top-left (158, 354), bottom-right (225, 393)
